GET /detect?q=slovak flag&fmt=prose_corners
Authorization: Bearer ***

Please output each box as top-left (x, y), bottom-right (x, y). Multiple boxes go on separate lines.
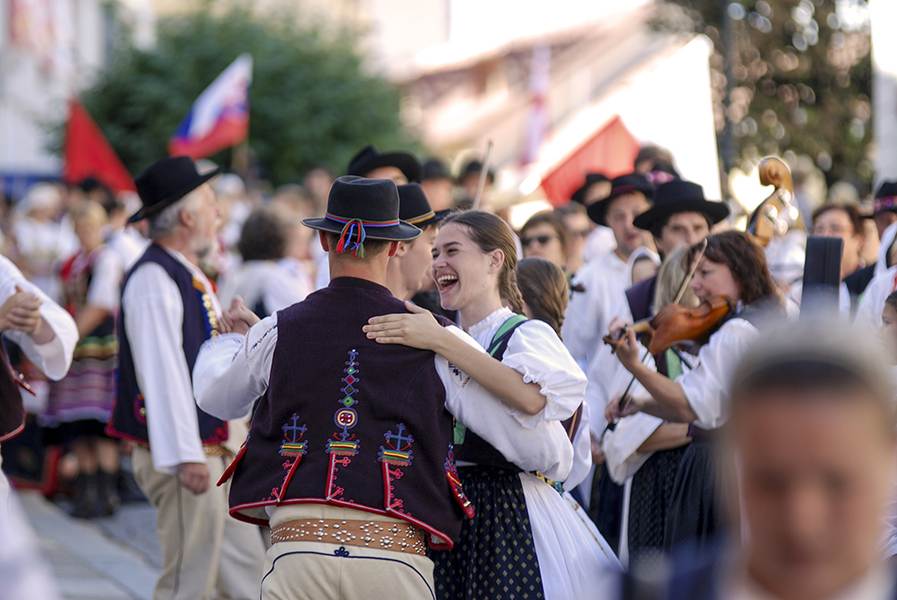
top-left (169, 54), bottom-right (252, 159)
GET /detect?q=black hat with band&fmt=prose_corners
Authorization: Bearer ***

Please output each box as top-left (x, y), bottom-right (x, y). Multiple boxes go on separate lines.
top-left (303, 176), bottom-right (421, 256)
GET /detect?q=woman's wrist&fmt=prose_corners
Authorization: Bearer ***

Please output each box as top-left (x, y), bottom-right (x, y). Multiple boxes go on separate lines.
top-left (429, 325), bottom-right (454, 355)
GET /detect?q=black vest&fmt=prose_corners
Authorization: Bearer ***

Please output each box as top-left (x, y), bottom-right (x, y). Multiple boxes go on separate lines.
top-left (0, 344), bottom-right (29, 442)
top-left (107, 244), bottom-right (228, 446)
top-left (224, 277), bottom-right (472, 549)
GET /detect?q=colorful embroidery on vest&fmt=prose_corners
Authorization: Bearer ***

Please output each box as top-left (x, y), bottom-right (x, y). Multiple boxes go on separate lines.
top-left (325, 349), bottom-right (362, 500)
top-left (444, 444), bottom-right (475, 519)
top-left (192, 276), bottom-right (220, 337)
top-left (279, 413), bottom-right (308, 458)
top-left (379, 423), bottom-right (414, 511)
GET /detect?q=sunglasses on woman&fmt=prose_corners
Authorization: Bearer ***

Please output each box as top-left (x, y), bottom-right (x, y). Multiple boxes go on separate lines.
top-left (521, 234), bottom-right (557, 247)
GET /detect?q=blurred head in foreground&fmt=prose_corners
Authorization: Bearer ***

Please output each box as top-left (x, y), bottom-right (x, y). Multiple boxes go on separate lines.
top-left (724, 318), bottom-right (897, 599)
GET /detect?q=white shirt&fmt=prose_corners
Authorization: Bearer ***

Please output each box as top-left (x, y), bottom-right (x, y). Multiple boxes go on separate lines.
top-left (678, 317), bottom-right (758, 430)
top-left (582, 226), bottom-right (616, 264)
top-left (192, 307), bottom-right (574, 480)
top-left (856, 265), bottom-right (897, 328)
top-left (562, 252), bottom-right (632, 369)
top-left (106, 227), bottom-right (148, 271)
top-left (84, 247), bottom-right (124, 312)
top-left (122, 246), bottom-right (223, 474)
top-left (11, 218), bottom-right (78, 302)
top-left (217, 260), bottom-right (310, 316)
top-left (0, 255), bottom-right (77, 381)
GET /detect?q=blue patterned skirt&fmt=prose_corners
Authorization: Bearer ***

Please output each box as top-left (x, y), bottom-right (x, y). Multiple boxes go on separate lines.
top-left (432, 465), bottom-right (545, 599)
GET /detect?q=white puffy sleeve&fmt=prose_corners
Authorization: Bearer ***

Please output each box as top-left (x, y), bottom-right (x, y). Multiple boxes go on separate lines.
top-left (502, 319), bottom-right (585, 427)
top-left (0, 256), bottom-right (76, 381)
top-left (677, 318), bottom-right (757, 430)
top-left (437, 326), bottom-right (574, 481)
top-left (602, 413), bottom-right (663, 484)
top-left (561, 262), bottom-right (601, 368)
top-left (855, 267), bottom-right (897, 328)
top-left (85, 248), bottom-right (123, 311)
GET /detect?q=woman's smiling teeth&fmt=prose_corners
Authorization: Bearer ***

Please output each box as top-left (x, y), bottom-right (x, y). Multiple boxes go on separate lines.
top-left (436, 272), bottom-right (459, 291)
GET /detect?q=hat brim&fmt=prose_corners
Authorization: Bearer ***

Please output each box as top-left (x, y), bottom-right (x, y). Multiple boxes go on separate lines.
top-left (586, 185), bottom-right (654, 225)
top-left (127, 167), bottom-right (221, 223)
top-left (302, 217), bottom-right (422, 241)
top-left (633, 198), bottom-right (730, 231)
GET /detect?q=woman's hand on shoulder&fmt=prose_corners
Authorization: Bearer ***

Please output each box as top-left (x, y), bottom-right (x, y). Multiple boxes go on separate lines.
top-left (364, 300), bottom-right (443, 350)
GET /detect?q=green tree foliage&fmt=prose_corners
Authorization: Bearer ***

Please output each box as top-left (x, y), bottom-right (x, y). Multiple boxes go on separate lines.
top-left (655, 0), bottom-right (871, 187)
top-left (75, 2), bottom-right (415, 184)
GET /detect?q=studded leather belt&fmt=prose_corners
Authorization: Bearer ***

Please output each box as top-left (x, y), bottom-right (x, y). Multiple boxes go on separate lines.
top-left (270, 518), bottom-right (427, 556)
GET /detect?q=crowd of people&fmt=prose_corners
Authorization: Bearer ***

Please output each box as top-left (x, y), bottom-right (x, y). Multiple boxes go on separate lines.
top-left (4, 139), bottom-right (897, 600)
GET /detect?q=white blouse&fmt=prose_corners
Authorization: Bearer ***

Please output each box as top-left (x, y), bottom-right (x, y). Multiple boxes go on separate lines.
top-left (678, 317), bottom-right (758, 430)
top-left (192, 309), bottom-right (573, 481)
top-left (217, 260), bottom-right (310, 316)
top-left (466, 307), bottom-right (589, 486)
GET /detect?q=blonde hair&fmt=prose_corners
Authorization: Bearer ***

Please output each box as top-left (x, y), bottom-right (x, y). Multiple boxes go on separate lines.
top-left (652, 245), bottom-right (698, 311)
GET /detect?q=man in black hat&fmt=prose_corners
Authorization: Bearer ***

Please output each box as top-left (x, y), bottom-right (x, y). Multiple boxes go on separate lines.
top-left (192, 176), bottom-right (568, 599)
top-left (385, 183), bottom-right (447, 301)
top-left (107, 156), bottom-right (264, 600)
top-left (347, 144), bottom-right (421, 184)
top-left (868, 180), bottom-right (897, 241)
top-left (624, 179), bottom-right (730, 322)
top-left (456, 158), bottom-right (495, 208)
top-left (563, 173), bottom-right (655, 370)
top-left (420, 158), bottom-right (455, 212)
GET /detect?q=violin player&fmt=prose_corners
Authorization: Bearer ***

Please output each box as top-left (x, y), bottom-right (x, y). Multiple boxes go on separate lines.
top-left (605, 231), bottom-right (783, 551)
top-left (587, 180), bottom-right (729, 563)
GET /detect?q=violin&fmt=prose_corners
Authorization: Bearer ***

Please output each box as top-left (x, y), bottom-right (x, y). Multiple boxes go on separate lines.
top-left (604, 296), bottom-right (734, 356)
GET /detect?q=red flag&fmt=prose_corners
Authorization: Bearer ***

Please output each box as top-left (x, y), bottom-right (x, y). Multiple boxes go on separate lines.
top-left (64, 100), bottom-right (135, 192)
top-left (540, 116), bottom-right (640, 206)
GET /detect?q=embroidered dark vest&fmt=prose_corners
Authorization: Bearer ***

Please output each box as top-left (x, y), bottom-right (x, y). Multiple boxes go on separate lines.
top-left (0, 343), bottom-right (30, 442)
top-left (224, 277), bottom-right (472, 550)
top-left (107, 244), bottom-right (228, 446)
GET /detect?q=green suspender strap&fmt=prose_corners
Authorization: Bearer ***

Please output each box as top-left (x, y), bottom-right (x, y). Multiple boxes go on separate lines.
top-left (452, 314), bottom-right (529, 445)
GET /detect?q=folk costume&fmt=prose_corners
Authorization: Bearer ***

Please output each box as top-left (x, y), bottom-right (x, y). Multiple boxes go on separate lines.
top-left (0, 255), bottom-right (77, 508)
top-left (43, 245), bottom-right (120, 436)
top-left (439, 307), bottom-right (619, 600)
top-left (606, 180), bottom-right (730, 562)
top-left (563, 174), bottom-right (655, 370)
top-left (107, 156), bottom-right (265, 600)
top-left (192, 176), bottom-right (571, 600)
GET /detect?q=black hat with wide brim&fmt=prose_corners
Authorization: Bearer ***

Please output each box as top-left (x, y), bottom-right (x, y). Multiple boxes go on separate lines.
top-left (633, 180), bottom-right (729, 231)
top-left (347, 145), bottom-right (421, 183)
top-left (128, 156), bottom-right (220, 223)
top-left (587, 173), bottom-right (654, 225)
top-left (398, 183), bottom-right (449, 229)
top-left (303, 176), bottom-right (421, 245)
top-left (571, 172), bottom-right (610, 205)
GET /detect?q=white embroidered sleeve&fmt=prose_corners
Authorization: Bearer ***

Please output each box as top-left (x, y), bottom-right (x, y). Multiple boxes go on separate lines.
top-left (193, 314), bottom-right (279, 421)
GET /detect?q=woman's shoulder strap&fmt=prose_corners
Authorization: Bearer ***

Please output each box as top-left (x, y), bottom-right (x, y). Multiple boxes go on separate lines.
top-left (487, 314), bottom-right (528, 357)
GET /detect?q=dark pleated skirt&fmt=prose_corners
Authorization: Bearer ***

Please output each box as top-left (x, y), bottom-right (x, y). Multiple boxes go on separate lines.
top-left (588, 462), bottom-right (625, 553)
top-left (663, 441), bottom-right (720, 550)
top-left (432, 466), bottom-right (545, 600)
top-left (627, 444), bottom-right (688, 563)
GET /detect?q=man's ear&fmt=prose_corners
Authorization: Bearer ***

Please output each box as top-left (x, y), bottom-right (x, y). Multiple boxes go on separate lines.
top-left (320, 232), bottom-right (331, 252)
top-left (179, 207), bottom-right (194, 229)
top-left (388, 241), bottom-right (402, 257)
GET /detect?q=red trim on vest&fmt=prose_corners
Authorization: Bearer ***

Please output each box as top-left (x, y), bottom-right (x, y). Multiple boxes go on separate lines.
top-left (218, 443), bottom-right (247, 487)
top-left (0, 418), bottom-right (25, 443)
top-left (276, 455), bottom-right (304, 501)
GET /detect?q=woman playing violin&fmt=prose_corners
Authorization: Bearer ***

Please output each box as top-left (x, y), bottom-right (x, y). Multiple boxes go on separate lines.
top-left (606, 230), bottom-right (782, 549)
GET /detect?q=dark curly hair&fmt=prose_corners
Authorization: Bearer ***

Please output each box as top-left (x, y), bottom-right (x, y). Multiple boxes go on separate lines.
top-left (687, 230), bottom-right (780, 306)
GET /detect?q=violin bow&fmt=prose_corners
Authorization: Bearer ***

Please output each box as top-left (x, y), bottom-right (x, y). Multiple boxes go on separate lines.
top-left (471, 139), bottom-right (494, 210)
top-left (601, 238), bottom-right (710, 441)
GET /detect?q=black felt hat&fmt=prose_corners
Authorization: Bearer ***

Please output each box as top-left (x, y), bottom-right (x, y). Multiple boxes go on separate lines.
top-left (586, 173), bottom-right (654, 225)
top-left (346, 145), bottom-right (421, 183)
top-left (872, 180), bottom-right (897, 215)
top-left (398, 183), bottom-right (448, 229)
top-left (571, 172), bottom-right (610, 205)
top-left (128, 156), bottom-right (220, 223)
top-left (633, 180), bottom-right (729, 232)
top-left (421, 158), bottom-right (452, 182)
top-left (303, 176), bottom-right (421, 254)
